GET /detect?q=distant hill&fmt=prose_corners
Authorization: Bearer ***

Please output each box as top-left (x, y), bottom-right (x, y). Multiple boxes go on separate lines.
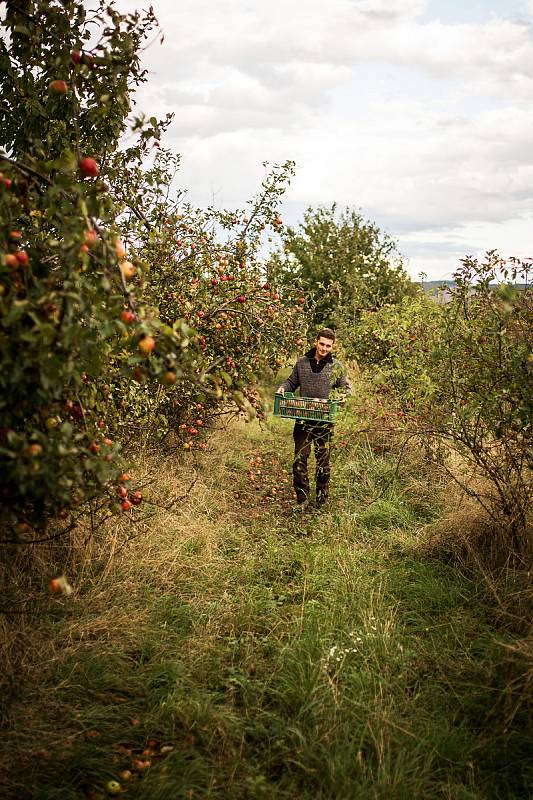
top-left (422, 280), bottom-right (528, 292)
top-left (422, 280), bottom-right (456, 291)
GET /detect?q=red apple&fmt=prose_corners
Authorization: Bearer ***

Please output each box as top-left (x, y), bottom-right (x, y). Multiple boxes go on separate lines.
top-left (49, 79), bottom-right (68, 94)
top-left (121, 310), bottom-right (135, 324)
top-left (79, 157), bottom-right (99, 178)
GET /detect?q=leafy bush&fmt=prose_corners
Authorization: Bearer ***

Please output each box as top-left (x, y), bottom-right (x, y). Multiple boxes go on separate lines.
top-left (348, 252), bottom-right (532, 549)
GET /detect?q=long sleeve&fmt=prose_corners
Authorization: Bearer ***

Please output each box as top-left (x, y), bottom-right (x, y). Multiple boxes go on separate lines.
top-left (281, 362), bottom-right (300, 393)
top-left (333, 363), bottom-right (352, 396)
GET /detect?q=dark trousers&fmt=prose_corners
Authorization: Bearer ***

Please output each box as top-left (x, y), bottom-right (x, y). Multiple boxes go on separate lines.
top-left (293, 422), bottom-right (333, 504)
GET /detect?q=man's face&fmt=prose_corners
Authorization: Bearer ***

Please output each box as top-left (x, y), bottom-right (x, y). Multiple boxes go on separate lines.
top-left (315, 336), bottom-right (334, 360)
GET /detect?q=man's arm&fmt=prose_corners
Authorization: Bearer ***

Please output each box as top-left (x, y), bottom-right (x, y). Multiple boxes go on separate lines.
top-left (332, 363), bottom-right (352, 398)
top-left (276, 361), bottom-right (300, 394)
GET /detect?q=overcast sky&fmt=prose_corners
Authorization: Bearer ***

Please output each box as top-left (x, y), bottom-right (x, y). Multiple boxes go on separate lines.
top-left (120, 0), bottom-right (533, 280)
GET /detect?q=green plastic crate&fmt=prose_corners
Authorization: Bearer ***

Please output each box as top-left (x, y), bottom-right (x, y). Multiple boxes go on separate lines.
top-left (273, 392), bottom-right (339, 423)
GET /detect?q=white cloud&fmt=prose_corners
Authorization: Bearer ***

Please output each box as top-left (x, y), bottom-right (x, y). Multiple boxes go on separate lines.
top-left (119, 0), bottom-right (533, 278)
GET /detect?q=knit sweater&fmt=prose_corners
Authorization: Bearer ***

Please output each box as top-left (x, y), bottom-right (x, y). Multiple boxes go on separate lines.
top-left (280, 349), bottom-right (352, 400)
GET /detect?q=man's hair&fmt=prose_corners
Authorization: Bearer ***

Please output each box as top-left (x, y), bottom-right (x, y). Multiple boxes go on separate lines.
top-left (316, 327), bottom-right (336, 342)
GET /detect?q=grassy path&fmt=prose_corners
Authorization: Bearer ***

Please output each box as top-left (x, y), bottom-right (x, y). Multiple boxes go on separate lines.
top-left (2, 410), bottom-right (531, 799)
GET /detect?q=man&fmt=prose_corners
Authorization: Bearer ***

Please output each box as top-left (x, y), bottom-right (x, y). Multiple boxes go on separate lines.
top-left (276, 328), bottom-right (351, 511)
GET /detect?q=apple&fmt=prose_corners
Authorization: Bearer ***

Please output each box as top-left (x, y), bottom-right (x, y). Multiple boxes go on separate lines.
top-left (70, 50), bottom-right (82, 65)
top-left (89, 442), bottom-right (100, 454)
top-left (119, 472), bottom-right (131, 483)
top-left (237, 295), bottom-right (246, 303)
top-left (85, 229), bottom-right (97, 246)
top-left (120, 261), bottom-right (136, 279)
top-left (121, 310), bottom-right (135, 324)
top-left (131, 491), bottom-right (142, 506)
top-left (132, 759), bottom-right (151, 771)
top-left (118, 486), bottom-right (128, 499)
top-left (115, 239), bottom-right (126, 259)
top-left (105, 780), bottom-right (122, 796)
top-left (163, 371), bottom-right (176, 385)
top-left (4, 254), bottom-right (19, 268)
top-left (79, 157), bottom-right (99, 178)
top-left (15, 251), bottom-right (28, 265)
top-left (9, 231), bottom-right (22, 240)
top-left (121, 499), bottom-right (132, 511)
top-left (49, 79), bottom-right (68, 94)
top-left (138, 336), bottom-right (155, 355)
top-left (26, 443), bottom-right (43, 457)
top-left (197, 310), bottom-right (205, 319)
top-left (49, 576), bottom-right (73, 595)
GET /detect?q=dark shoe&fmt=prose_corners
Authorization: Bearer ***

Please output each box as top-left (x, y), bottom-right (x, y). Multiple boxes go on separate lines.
top-left (293, 499), bottom-right (309, 513)
top-left (316, 496), bottom-right (328, 510)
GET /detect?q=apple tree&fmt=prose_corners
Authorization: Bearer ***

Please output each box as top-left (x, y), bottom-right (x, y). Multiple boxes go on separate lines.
top-left (0, 0), bottom-right (199, 538)
top-left (107, 149), bottom-right (309, 446)
top-left (268, 203), bottom-right (417, 330)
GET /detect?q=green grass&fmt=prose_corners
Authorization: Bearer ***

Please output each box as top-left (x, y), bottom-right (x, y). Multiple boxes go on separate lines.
top-left (2, 408), bottom-right (531, 800)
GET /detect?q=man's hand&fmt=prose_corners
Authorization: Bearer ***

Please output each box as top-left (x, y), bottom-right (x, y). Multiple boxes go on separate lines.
top-left (276, 386), bottom-right (285, 394)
